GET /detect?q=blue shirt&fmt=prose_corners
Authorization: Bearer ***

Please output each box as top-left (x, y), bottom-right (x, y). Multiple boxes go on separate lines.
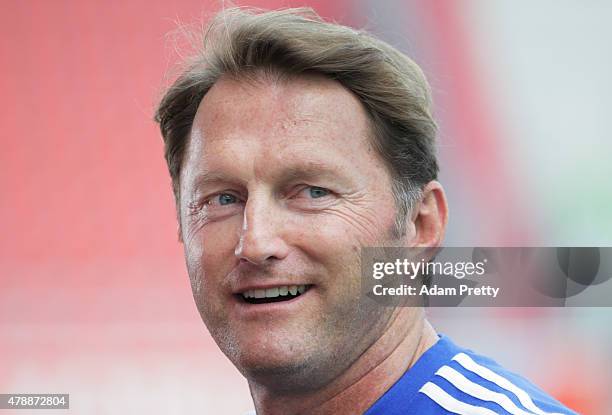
top-left (364, 335), bottom-right (578, 415)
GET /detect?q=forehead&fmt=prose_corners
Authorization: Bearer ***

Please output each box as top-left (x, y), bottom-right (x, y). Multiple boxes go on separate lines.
top-left (183, 73), bottom-right (380, 183)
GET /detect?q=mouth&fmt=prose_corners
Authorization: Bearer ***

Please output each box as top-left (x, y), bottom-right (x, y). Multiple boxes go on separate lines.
top-left (237, 284), bottom-right (313, 305)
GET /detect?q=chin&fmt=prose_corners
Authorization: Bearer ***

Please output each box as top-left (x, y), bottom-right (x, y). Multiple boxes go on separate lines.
top-left (238, 354), bottom-right (310, 387)
top-left (235, 340), bottom-right (307, 371)
top-left (229, 339), bottom-right (329, 390)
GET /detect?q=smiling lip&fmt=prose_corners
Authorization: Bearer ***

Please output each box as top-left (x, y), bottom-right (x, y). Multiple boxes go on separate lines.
top-left (239, 284), bottom-right (308, 300)
top-left (232, 282), bottom-right (311, 296)
top-left (231, 284), bottom-right (314, 314)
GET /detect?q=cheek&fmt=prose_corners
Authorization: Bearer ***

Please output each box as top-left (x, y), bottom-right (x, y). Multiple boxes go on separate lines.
top-left (289, 205), bottom-right (397, 297)
top-left (290, 214), bottom-right (366, 281)
top-left (185, 220), bottom-right (242, 333)
top-left (201, 221), bottom-right (240, 263)
top-left (293, 206), bottom-right (395, 255)
top-left (184, 219), bottom-right (241, 295)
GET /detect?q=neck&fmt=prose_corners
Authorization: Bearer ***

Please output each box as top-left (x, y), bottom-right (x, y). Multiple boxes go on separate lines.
top-left (248, 310), bottom-right (438, 415)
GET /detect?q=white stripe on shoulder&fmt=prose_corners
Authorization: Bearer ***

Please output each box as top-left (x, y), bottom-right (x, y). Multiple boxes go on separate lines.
top-left (435, 365), bottom-right (537, 415)
top-left (419, 382), bottom-right (500, 415)
top-left (452, 353), bottom-right (565, 415)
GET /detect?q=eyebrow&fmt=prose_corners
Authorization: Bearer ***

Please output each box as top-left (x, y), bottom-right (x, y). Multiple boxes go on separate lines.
top-left (278, 162), bottom-right (346, 185)
top-left (189, 172), bottom-right (240, 194)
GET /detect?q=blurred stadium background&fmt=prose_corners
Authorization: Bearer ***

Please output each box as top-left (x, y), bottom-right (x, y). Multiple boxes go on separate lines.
top-left (1, 1), bottom-right (611, 413)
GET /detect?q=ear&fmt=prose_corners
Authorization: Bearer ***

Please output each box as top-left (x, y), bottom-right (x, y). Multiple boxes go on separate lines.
top-left (409, 181), bottom-right (448, 247)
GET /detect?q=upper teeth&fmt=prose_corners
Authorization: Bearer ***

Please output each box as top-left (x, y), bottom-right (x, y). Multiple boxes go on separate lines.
top-left (242, 285), bottom-right (307, 299)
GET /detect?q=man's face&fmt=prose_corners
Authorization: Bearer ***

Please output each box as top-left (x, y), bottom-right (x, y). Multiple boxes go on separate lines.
top-left (180, 74), bottom-right (408, 388)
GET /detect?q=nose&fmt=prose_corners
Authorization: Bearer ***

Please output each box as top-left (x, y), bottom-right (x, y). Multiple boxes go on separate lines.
top-left (234, 193), bottom-right (289, 265)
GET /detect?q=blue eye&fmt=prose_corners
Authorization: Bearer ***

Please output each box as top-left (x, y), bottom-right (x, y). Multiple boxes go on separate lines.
top-left (309, 186), bottom-right (330, 198)
top-left (218, 193), bottom-right (237, 205)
